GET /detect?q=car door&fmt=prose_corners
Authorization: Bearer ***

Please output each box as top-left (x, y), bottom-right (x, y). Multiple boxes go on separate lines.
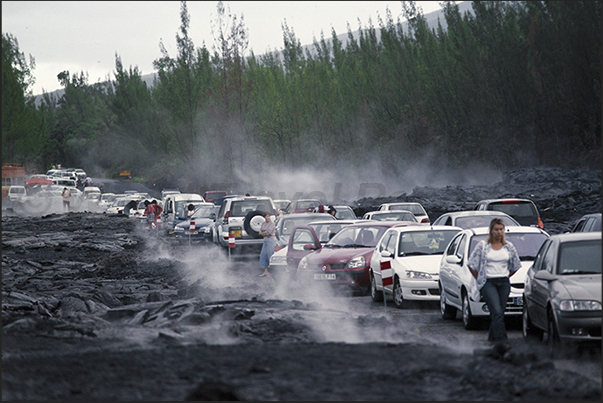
top-left (526, 240), bottom-right (554, 328)
top-left (440, 233), bottom-right (466, 308)
top-left (371, 230), bottom-right (397, 289)
top-left (287, 226), bottom-right (321, 270)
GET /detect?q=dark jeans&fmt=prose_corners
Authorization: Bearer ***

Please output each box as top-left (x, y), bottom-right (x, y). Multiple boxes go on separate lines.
top-left (480, 277), bottom-right (510, 343)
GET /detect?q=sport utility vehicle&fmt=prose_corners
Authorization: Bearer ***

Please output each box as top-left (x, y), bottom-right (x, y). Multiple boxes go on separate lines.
top-left (215, 196), bottom-right (278, 254)
top-left (474, 198), bottom-right (544, 229)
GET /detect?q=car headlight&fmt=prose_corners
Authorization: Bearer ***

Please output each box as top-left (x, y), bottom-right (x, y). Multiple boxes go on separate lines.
top-left (405, 270), bottom-right (432, 280)
top-left (270, 255), bottom-right (287, 265)
top-left (299, 257), bottom-right (308, 270)
top-left (559, 300), bottom-right (602, 311)
top-left (346, 256), bottom-right (366, 269)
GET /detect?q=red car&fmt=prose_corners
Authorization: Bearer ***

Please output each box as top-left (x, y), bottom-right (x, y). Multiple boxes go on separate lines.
top-left (203, 190), bottom-right (228, 203)
top-left (284, 198), bottom-right (321, 214)
top-left (292, 221), bottom-right (420, 295)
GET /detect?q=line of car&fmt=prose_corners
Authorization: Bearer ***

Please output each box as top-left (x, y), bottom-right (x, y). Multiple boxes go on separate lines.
top-left (96, 189), bottom-right (602, 354)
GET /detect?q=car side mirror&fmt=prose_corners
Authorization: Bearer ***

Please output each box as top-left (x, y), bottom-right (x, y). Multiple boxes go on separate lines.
top-left (534, 270), bottom-right (556, 281)
top-left (380, 250), bottom-right (393, 258)
top-left (445, 255), bottom-right (462, 265)
top-left (303, 244), bottom-right (317, 251)
top-left (209, 213), bottom-right (216, 220)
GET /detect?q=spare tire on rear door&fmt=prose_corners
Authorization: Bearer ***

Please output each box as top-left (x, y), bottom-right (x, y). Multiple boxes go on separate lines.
top-left (244, 210), bottom-right (265, 238)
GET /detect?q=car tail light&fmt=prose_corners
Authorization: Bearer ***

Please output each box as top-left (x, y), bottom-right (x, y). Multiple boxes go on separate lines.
top-left (501, 200), bottom-right (521, 203)
top-left (421, 217), bottom-right (430, 223)
top-left (223, 211), bottom-right (229, 223)
top-left (538, 217), bottom-right (544, 229)
top-left (274, 245), bottom-right (284, 252)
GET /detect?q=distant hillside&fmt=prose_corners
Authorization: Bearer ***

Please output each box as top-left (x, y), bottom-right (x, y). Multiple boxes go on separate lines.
top-left (34, 1), bottom-right (471, 105)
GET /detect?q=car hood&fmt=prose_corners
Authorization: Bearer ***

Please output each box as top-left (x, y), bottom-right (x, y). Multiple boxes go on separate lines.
top-left (554, 275), bottom-right (602, 302)
top-left (394, 255), bottom-right (443, 274)
top-left (305, 246), bottom-right (373, 264)
top-left (175, 218), bottom-right (213, 229)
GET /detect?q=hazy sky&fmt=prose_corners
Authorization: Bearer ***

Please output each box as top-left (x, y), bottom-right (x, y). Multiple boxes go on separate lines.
top-left (2, 1), bottom-right (447, 95)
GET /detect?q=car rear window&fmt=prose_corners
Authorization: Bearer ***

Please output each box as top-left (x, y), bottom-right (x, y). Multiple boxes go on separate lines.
top-left (230, 200), bottom-right (273, 217)
top-left (487, 201), bottom-right (537, 217)
top-left (455, 215), bottom-right (519, 229)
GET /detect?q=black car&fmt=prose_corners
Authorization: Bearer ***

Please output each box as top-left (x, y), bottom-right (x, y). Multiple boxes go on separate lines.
top-left (474, 198), bottom-right (544, 229)
top-left (570, 213), bottom-right (601, 233)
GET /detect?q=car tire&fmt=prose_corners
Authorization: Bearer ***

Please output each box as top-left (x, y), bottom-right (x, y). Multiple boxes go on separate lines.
top-left (393, 278), bottom-right (406, 309)
top-left (440, 288), bottom-right (457, 320)
top-left (522, 304), bottom-right (543, 344)
top-left (462, 291), bottom-right (479, 330)
top-left (370, 273), bottom-right (383, 302)
top-left (545, 309), bottom-right (564, 358)
top-left (244, 210), bottom-right (265, 238)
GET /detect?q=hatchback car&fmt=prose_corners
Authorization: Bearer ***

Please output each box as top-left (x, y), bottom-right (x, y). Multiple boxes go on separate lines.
top-left (161, 193), bottom-right (206, 234)
top-left (474, 198), bottom-right (544, 229)
top-left (432, 210), bottom-right (520, 229)
top-left (172, 203), bottom-right (219, 242)
top-left (570, 213), bottom-right (602, 233)
top-left (362, 210), bottom-right (419, 223)
top-left (295, 221), bottom-right (419, 295)
top-left (203, 190), bottom-right (228, 203)
top-left (269, 219), bottom-right (364, 277)
top-left (273, 199), bottom-right (291, 214)
top-left (333, 205), bottom-right (357, 220)
top-left (439, 226), bottom-right (550, 329)
top-left (377, 202), bottom-right (430, 223)
top-left (370, 225), bottom-right (462, 308)
top-left (522, 232), bottom-right (601, 351)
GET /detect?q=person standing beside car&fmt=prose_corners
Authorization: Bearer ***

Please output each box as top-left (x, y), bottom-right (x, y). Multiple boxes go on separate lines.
top-left (468, 218), bottom-right (521, 354)
top-left (259, 211), bottom-right (276, 277)
top-left (61, 187), bottom-right (71, 212)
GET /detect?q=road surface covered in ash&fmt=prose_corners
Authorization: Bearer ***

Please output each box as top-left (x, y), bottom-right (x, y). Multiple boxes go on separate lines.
top-left (2, 167), bottom-right (601, 400)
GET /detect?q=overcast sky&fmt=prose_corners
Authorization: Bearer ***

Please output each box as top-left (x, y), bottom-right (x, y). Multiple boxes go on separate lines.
top-left (2, 1), bottom-right (447, 95)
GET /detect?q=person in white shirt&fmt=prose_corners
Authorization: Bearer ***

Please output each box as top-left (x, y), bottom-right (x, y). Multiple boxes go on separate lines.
top-left (61, 187), bottom-right (72, 212)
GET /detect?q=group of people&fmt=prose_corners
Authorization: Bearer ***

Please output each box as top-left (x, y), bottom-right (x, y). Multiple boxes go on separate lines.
top-left (122, 198), bottom-right (163, 229)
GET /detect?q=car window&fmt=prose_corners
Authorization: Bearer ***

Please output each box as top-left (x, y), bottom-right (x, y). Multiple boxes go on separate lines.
top-left (378, 231), bottom-right (395, 253)
top-left (455, 215), bottom-right (517, 229)
top-left (488, 201), bottom-right (537, 218)
top-left (290, 228), bottom-right (316, 251)
top-left (336, 209), bottom-right (356, 220)
top-left (384, 232), bottom-right (397, 254)
top-left (541, 242), bottom-right (556, 274)
top-left (328, 226), bottom-right (386, 248)
top-left (372, 212), bottom-right (417, 222)
top-left (191, 206), bottom-right (215, 219)
top-left (532, 240), bottom-right (551, 271)
top-left (310, 223), bottom-right (345, 243)
top-left (457, 234), bottom-right (468, 260)
top-left (557, 240), bottom-right (601, 274)
top-left (445, 233), bottom-right (461, 256)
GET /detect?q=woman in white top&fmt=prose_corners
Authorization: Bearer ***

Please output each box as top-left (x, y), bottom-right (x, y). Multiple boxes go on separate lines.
top-left (468, 218), bottom-right (521, 353)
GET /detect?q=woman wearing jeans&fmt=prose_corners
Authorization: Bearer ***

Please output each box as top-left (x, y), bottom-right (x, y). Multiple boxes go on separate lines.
top-left (259, 211), bottom-right (276, 277)
top-left (468, 218), bottom-right (521, 353)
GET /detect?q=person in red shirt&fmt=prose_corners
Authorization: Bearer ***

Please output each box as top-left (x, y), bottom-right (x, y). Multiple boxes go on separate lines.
top-left (151, 200), bottom-right (162, 226)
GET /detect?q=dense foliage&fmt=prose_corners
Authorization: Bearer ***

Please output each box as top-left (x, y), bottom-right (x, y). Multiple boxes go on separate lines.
top-left (2, 1), bottom-right (601, 191)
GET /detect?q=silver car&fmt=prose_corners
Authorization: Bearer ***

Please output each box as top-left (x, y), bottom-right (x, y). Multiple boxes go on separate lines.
top-left (522, 232), bottom-right (601, 354)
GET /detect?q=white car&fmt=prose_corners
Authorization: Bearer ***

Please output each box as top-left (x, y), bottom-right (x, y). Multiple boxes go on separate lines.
top-left (7, 185), bottom-right (26, 202)
top-left (432, 210), bottom-right (520, 229)
top-left (370, 225), bottom-right (462, 308)
top-left (377, 202), bottom-right (430, 223)
top-left (438, 226), bottom-right (550, 330)
top-left (273, 199), bottom-right (291, 215)
top-left (362, 210), bottom-right (419, 223)
top-left (98, 193), bottom-right (117, 211)
top-left (106, 197), bottom-right (128, 215)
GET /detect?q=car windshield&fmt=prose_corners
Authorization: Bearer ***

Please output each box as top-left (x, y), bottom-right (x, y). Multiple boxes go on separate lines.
top-left (372, 212), bottom-right (417, 222)
top-left (175, 201), bottom-right (204, 218)
top-left (191, 206), bottom-right (216, 219)
top-left (296, 200), bottom-right (319, 210)
top-left (274, 201), bottom-right (289, 211)
top-left (230, 200), bottom-right (273, 217)
top-left (327, 226), bottom-right (386, 248)
top-left (469, 232), bottom-right (549, 259)
top-left (455, 215), bottom-right (519, 229)
top-left (398, 230), bottom-right (460, 256)
top-left (101, 195), bottom-right (116, 202)
top-left (390, 204), bottom-right (426, 215)
top-left (557, 240), bottom-right (601, 275)
top-left (335, 208), bottom-right (356, 220)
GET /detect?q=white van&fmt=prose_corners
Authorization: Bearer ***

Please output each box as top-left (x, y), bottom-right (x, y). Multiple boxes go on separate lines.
top-left (52, 178), bottom-right (77, 188)
top-left (161, 193), bottom-right (205, 234)
top-left (8, 185), bottom-right (26, 202)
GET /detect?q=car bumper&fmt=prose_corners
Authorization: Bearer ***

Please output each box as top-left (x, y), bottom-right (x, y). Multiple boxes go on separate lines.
top-left (555, 310), bottom-right (602, 341)
top-left (400, 279), bottom-right (440, 301)
top-left (296, 267), bottom-right (369, 289)
top-left (469, 293), bottom-right (524, 317)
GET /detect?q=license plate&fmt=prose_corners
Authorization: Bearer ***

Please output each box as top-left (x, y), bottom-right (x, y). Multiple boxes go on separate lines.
top-left (314, 273), bottom-right (336, 280)
top-left (513, 297), bottom-right (523, 306)
top-left (232, 230), bottom-right (242, 237)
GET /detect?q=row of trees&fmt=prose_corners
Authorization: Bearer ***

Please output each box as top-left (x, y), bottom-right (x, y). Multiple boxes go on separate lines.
top-left (3, 1), bottom-right (601, 192)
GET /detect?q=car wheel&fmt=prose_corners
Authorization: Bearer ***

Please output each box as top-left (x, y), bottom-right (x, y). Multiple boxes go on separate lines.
top-left (440, 288), bottom-right (457, 320)
top-left (244, 210), bottom-right (264, 238)
top-left (370, 273), bottom-right (383, 302)
top-left (393, 278), bottom-right (406, 309)
top-left (545, 309), bottom-right (564, 358)
top-left (462, 291), bottom-right (479, 330)
top-left (522, 304), bottom-right (543, 344)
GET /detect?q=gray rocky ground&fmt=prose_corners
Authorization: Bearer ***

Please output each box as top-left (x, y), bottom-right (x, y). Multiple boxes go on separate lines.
top-left (2, 167), bottom-right (601, 400)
